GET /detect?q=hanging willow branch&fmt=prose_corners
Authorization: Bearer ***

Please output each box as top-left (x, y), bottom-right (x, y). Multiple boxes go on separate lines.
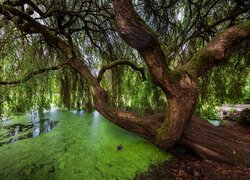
top-left (97, 60), bottom-right (145, 82)
top-left (0, 61), bottom-right (69, 85)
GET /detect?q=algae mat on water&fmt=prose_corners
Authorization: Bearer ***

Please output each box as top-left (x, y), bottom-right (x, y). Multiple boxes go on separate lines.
top-left (0, 110), bottom-right (171, 179)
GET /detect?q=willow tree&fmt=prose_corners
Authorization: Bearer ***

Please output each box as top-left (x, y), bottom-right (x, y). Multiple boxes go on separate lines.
top-left (0, 0), bottom-right (250, 166)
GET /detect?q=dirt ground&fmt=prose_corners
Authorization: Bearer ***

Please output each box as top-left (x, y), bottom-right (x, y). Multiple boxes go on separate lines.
top-left (136, 121), bottom-right (250, 180)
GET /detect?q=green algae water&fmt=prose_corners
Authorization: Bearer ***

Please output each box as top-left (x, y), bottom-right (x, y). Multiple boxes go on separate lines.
top-left (0, 110), bottom-right (170, 179)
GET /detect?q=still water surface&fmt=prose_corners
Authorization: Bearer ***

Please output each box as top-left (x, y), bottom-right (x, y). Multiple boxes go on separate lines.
top-left (0, 109), bottom-right (170, 179)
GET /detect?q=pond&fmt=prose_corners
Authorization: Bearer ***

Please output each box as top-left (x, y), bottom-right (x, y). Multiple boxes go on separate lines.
top-left (0, 110), bottom-right (170, 179)
top-left (0, 111), bottom-right (58, 146)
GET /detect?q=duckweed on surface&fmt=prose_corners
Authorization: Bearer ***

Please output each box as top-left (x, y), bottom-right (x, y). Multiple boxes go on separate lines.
top-left (0, 110), bottom-right (171, 179)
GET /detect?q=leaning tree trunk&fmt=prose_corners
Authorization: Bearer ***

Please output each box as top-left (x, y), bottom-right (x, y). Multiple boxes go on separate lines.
top-left (155, 75), bottom-right (198, 149)
top-left (181, 115), bottom-right (250, 167)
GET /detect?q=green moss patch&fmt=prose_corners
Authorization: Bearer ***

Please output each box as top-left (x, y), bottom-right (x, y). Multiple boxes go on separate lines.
top-left (0, 110), bottom-right (170, 179)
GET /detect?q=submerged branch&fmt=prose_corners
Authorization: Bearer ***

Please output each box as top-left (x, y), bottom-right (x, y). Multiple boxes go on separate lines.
top-left (0, 61), bottom-right (68, 86)
top-left (97, 60), bottom-right (145, 82)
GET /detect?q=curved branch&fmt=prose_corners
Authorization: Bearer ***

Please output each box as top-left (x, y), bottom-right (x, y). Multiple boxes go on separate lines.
top-left (182, 20), bottom-right (250, 77)
top-left (0, 4), bottom-right (54, 41)
top-left (113, 0), bottom-right (199, 149)
top-left (97, 60), bottom-right (145, 82)
top-left (204, 5), bottom-right (250, 31)
top-left (0, 61), bottom-right (68, 86)
top-left (68, 58), bottom-right (164, 140)
top-left (113, 0), bottom-right (177, 96)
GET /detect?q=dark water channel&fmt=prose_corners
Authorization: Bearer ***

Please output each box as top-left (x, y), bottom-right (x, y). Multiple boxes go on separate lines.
top-left (0, 111), bottom-right (58, 146)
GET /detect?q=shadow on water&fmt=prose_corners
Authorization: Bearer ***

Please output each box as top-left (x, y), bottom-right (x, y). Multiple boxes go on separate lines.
top-left (0, 111), bottom-right (59, 146)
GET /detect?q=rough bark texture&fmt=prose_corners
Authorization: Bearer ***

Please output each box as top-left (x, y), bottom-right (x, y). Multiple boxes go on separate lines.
top-left (181, 116), bottom-right (250, 167)
top-left (70, 1), bottom-right (250, 165)
top-left (112, 1), bottom-right (250, 165)
top-left (113, 0), bottom-right (173, 94)
top-left (156, 75), bottom-right (198, 148)
top-left (113, 0), bottom-right (196, 148)
top-left (182, 26), bottom-right (250, 77)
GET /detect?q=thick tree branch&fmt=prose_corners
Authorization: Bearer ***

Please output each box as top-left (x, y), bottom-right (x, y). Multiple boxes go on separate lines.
top-left (1, 1), bottom-right (249, 167)
top-left (182, 20), bottom-right (250, 77)
top-left (181, 115), bottom-right (250, 167)
top-left (172, 5), bottom-right (250, 59)
top-left (68, 58), bottom-right (163, 140)
top-left (1, 5), bottom-right (53, 40)
top-left (113, 0), bottom-right (199, 149)
top-left (97, 60), bottom-right (145, 82)
top-left (0, 61), bottom-right (68, 86)
top-left (113, 0), bottom-right (177, 96)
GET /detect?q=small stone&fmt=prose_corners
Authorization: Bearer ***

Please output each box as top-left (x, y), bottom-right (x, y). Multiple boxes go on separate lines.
top-left (117, 144), bottom-right (122, 151)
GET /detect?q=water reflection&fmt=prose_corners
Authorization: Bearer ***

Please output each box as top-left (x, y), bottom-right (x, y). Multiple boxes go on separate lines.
top-left (0, 111), bottom-right (58, 146)
top-left (12, 125), bottom-right (20, 142)
top-left (29, 111), bottom-right (57, 137)
top-left (32, 119), bottom-right (57, 137)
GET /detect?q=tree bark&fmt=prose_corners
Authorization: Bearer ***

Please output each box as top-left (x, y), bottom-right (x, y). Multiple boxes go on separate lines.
top-left (112, 1), bottom-right (250, 166)
top-left (70, 57), bottom-right (250, 167)
top-left (181, 115), bottom-right (250, 167)
top-left (156, 74), bottom-right (198, 149)
top-left (112, 0), bottom-right (197, 148)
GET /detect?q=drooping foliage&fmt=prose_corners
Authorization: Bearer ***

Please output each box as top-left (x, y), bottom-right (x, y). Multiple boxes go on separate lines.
top-left (197, 53), bottom-right (250, 118)
top-left (0, 0), bottom-right (249, 119)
